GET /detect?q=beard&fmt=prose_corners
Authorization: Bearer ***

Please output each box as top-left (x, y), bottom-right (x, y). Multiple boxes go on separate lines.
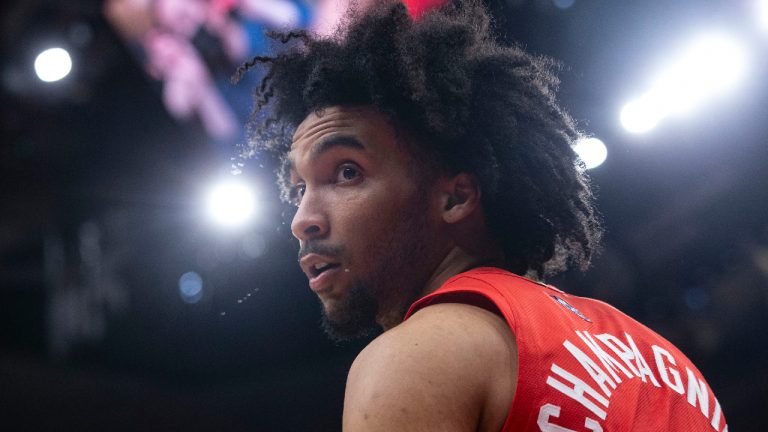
top-left (317, 193), bottom-right (434, 342)
top-left (319, 280), bottom-right (378, 342)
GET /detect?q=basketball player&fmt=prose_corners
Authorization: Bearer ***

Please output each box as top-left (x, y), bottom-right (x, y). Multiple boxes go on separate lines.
top-left (239, 1), bottom-right (728, 430)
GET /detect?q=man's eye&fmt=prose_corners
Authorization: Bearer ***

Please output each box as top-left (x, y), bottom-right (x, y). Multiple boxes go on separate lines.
top-left (292, 184), bottom-right (306, 204)
top-left (337, 165), bottom-right (360, 182)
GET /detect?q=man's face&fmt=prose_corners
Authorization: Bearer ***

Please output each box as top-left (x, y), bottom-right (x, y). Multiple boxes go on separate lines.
top-left (289, 105), bottom-right (443, 340)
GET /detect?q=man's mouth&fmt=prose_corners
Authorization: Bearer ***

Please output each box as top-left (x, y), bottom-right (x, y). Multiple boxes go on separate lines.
top-left (308, 263), bottom-right (343, 292)
top-left (299, 253), bottom-right (344, 292)
top-left (310, 262), bottom-right (341, 278)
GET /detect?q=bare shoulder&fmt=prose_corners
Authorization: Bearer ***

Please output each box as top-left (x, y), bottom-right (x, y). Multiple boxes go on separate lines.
top-left (343, 302), bottom-right (518, 432)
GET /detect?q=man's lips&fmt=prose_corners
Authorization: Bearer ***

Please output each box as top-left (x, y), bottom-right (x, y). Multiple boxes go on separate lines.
top-left (308, 265), bottom-right (343, 292)
top-left (299, 253), bottom-right (342, 292)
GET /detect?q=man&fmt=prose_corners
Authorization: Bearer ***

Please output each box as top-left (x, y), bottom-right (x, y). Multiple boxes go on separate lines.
top-left (240, 1), bottom-right (728, 430)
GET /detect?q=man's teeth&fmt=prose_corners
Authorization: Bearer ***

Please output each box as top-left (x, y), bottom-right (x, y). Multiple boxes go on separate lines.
top-left (310, 262), bottom-right (341, 276)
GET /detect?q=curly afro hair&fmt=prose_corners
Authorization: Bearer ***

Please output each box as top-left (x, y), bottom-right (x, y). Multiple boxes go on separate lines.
top-left (238, 0), bottom-right (602, 278)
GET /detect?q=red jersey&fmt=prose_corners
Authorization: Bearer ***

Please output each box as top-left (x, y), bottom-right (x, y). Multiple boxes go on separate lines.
top-left (404, 267), bottom-right (728, 432)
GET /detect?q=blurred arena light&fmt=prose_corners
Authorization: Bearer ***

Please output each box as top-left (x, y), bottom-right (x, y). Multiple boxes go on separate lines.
top-left (179, 271), bottom-right (204, 304)
top-left (758, 0), bottom-right (768, 32)
top-left (621, 33), bottom-right (749, 133)
top-left (573, 137), bottom-right (608, 169)
top-left (654, 34), bottom-right (748, 114)
top-left (620, 95), bottom-right (664, 134)
top-left (206, 178), bottom-right (257, 228)
top-left (552, 0), bottom-right (575, 10)
top-left (34, 47), bottom-right (72, 82)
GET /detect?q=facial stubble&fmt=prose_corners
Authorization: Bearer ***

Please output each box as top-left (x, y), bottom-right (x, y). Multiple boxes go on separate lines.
top-left (319, 192), bottom-right (434, 342)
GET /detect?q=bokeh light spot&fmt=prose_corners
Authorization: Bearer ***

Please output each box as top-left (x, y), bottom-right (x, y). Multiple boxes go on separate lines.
top-left (653, 34), bottom-right (747, 116)
top-left (553, 0), bottom-right (575, 9)
top-left (573, 137), bottom-right (608, 169)
top-left (621, 97), bottom-right (663, 134)
top-left (34, 47), bottom-right (72, 82)
top-left (206, 180), bottom-right (257, 228)
top-left (179, 271), bottom-right (203, 304)
top-left (621, 32), bottom-right (748, 133)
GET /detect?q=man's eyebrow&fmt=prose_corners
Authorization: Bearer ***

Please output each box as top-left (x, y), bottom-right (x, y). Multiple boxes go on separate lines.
top-left (309, 135), bottom-right (366, 160)
top-left (287, 135), bottom-right (366, 177)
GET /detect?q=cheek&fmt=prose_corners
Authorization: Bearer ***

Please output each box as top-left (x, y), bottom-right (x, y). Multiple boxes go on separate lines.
top-left (335, 195), bottom-right (388, 235)
top-left (332, 183), bottom-right (415, 240)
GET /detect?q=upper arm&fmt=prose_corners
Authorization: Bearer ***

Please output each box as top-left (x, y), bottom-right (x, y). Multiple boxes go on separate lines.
top-left (342, 303), bottom-right (518, 432)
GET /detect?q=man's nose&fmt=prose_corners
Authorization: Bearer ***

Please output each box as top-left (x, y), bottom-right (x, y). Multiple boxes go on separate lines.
top-left (290, 190), bottom-right (329, 241)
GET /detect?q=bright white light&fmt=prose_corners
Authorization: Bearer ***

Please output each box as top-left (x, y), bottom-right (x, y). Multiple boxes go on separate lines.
top-left (34, 47), bottom-right (72, 82)
top-left (693, 35), bottom-right (747, 92)
top-left (621, 32), bottom-right (749, 133)
top-left (652, 34), bottom-right (748, 115)
top-left (757, 0), bottom-right (768, 32)
top-left (573, 137), bottom-right (607, 169)
top-left (206, 180), bottom-right (257, 227)
top-left (620, 96), bottom-right (664, 134)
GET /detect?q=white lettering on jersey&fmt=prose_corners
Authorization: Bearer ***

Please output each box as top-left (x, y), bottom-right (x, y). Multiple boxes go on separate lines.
top-left (625, 333), bottom-right (661, 387)
top-left (594, 333), bottom-right (641, 378)
top-left (652, 345), bottom-right (685, 394)
top-left (540, 330), bottom-right (725, 430)
top-left (576, 331), bottom-right (634, 383)
top-left (711, 397), bottom-right (723, 430)
top-left (564, 340), bottom-right (617, 397)
top-left (537, 404), bottom-right (577, 432)
top-left (686, 367), bottom-right (709, 418)
top-left (585, 418), bottom-right (603, 432)
top-left (546, 363), bottom-right (609, 420)
top-left (537, 404), bottom-right (603, 432)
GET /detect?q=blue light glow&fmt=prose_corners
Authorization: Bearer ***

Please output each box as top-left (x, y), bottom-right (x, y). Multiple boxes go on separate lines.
top-left (553, 0), bottom-right (575, 10)
top-left (179, 271), bottom-right (203, 304)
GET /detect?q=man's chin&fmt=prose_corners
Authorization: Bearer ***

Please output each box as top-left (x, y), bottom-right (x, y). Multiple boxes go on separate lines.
top-left (318, 281), bottom-right (379, 342)
top-left (320, 312), bottom-right (378, 342)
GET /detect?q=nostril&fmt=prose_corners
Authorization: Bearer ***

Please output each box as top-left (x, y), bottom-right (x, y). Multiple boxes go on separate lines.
top-left (305, 225), bottom-right (321, 235)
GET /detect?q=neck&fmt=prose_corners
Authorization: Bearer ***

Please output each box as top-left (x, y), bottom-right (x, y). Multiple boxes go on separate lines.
top-left (420, 246), bottom-right (503, 298)
top-left (377, 244), bottom-right (504, 331)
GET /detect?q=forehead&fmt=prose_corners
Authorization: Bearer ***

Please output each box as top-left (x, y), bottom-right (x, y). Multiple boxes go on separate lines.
top-left (290, 106), bottom-right (401, 165)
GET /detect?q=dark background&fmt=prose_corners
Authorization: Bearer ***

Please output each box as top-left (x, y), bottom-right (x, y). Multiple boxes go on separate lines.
top-left (1, 0), bottom-right (767, 430)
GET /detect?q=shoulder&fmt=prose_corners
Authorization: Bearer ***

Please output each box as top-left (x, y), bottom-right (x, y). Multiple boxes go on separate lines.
top-left (343, 302), bottom-right (518, 432)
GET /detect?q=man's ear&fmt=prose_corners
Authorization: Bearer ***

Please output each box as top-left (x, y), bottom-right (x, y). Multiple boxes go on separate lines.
top-left (440, 173), bottom-right (481, 224)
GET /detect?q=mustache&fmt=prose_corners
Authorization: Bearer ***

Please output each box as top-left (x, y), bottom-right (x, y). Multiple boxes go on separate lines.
top-left (298, 242), bottom-right (345, 261)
